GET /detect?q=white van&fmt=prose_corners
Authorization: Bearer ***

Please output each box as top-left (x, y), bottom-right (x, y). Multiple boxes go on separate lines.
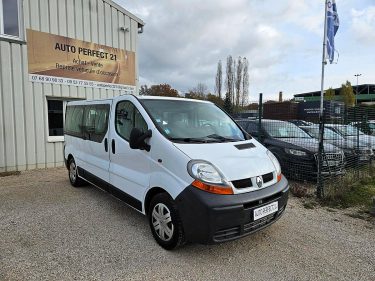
top-left (64, 95), bottom-right (289, 249)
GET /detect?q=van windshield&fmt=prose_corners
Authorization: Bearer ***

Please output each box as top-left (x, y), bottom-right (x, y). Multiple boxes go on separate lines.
top-left (141, 99), bottom-right (246, 143)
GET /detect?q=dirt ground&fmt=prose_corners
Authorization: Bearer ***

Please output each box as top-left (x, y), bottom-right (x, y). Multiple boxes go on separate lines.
top-left (0, 168), bottom-right (374, 281)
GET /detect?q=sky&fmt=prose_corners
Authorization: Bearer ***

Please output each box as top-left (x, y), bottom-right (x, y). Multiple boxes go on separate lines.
top-left (114, 0), bottom-right (375, 101)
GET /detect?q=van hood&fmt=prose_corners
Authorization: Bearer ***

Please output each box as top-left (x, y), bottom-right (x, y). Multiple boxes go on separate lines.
top-left (173, 140), bottom-right (276, 181)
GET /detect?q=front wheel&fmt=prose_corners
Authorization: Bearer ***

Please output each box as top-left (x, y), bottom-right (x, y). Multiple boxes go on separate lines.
top-left (148, 193), bottom-right (185, 250)
top-left (68, 158), bottom-right (86, 187)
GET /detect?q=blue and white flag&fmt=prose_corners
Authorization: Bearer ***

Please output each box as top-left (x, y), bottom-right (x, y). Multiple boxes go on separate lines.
top-left (326, 0), bottom-right (339, 63)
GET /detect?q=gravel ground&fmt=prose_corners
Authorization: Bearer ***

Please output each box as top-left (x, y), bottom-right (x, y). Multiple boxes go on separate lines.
top-left (0, 168), bottom-right (374, 281)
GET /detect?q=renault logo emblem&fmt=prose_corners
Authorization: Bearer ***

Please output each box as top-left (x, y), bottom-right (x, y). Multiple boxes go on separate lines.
top-left (256, 176), bottom-right (263, 188)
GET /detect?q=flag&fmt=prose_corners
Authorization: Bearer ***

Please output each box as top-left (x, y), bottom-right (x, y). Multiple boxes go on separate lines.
top-left (326, 0), bottom-right (339, 63)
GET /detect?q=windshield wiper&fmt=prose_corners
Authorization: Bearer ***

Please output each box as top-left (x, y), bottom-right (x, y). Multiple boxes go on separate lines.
top-left (205, 134), bottom-right (241, 142)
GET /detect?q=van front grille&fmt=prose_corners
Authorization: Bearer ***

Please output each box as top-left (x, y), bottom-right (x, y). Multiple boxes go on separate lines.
top-left (232, 178), bottom-right (252, 189)
top-left (213, 206), bottom-right (286, 242)
top-left (262, 172), bottom-right (273, 183)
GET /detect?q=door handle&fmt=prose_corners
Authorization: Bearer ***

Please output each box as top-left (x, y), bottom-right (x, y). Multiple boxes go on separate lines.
top-left (104, 138), bottom-right (108, 152)
top-left (111, 139), bottom-right (115, 154)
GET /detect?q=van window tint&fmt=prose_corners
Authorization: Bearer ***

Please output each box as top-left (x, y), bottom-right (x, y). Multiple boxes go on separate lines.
top-left (116, 101), bottom-right (148, 141)
top-left (65, 106), bottom-right (84, 136)
top-left (83, 104), bottom-right (110, 143)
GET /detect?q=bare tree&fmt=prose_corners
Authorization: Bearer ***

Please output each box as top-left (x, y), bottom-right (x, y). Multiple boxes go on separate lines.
top-left (241, 57), bottom-right (249, 107)
top-left (225, 55), bottom-right (234, 102)
top-left (215, 61), bottom-right (223, 99)
top-left (195, 82), bottom-right (208, 95)
top-left (187, 83), bottom-right (208, 100)
top-left (232, 59), bottom-right (236, 105)
top-left (235, 56), bottom-right (243, 107)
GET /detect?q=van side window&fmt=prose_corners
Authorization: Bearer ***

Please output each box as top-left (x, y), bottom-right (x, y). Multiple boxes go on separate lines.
top-left (116, 101), bottom-right (148, 141)
top-left (65, 106), bottom-right (84, 137)
top-left (83, 104), bottom-right (110, 143)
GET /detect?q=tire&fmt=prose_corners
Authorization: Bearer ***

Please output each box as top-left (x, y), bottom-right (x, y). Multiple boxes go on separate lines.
top-left (68, 158), bottom-right (86, 187)
top-left (148, 193), bottom-right (185, 250)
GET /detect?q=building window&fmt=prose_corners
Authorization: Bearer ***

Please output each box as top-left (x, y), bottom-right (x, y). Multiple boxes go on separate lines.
top-left (47, 100), bottom-right (64, 139)
top-left (0, 0), bottom-right (23, 39)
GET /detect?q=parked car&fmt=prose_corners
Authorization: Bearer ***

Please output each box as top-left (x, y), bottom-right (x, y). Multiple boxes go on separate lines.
top-left (350, 121), bottom-right (375, 136)
top-left (64, 96), bottom-right (289, 249)
top-left (299, 125), bottom-right (373, 166)
top-left (288, 120), bottom-right (314, 127)
top-left (236, 119), bottom-right (345, 181)
top-left (325, 124), bottom-right (375, 154)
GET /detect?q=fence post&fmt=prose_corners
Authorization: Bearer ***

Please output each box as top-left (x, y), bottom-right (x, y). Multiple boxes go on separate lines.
top-left (317, 112), bottom-right (324, 199)
top-left (258, 93), bottom-right (263, 142)
top-left (355, 106), bottom-right (360, 177)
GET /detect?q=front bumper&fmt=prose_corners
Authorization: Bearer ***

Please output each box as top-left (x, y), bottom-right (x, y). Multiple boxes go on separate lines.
top-left (175, 176), bottom-right (289, 244)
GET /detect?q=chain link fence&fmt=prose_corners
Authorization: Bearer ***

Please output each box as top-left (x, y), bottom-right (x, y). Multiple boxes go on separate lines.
top-left (234, 94), bottom-right (375, 197)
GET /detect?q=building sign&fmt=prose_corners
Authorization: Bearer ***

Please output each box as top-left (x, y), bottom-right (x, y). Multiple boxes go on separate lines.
top-left (27, 29), bottom-right (136, 93)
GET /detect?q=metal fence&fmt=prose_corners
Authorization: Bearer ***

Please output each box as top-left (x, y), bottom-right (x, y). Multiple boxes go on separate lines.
top-left (234, 94), bottom-right (375, 197)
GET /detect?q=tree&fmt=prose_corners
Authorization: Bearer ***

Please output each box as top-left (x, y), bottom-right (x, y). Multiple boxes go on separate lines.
top-left (235, 56), bottom-right (243, 107)
top-left (195, 83), bottom-right (208, 96)
top-left (206, 93), bottom-right (224, 108)
top-left (223, 94), bottom-right (232, 114)
top-left (215, 61), bottom-right (223, 99)
top-left (340, 81), bottom-right (355, 106)
top-left (241, 58), bottom-right (249, 107)
top-left (324, 87), bottom-right (335, 101)
top-left (186, 83), bottom-right (208, 100)
top-left (232, 59), bottom-right (236, 105)
top-left (185, 91), bottom-right (204, 100)
top-left (139, 84), bottom-right (151, 96)
top-left (143, 84), bottom-right (179, 97)
top-left (225, 55), bottom-right (234, 103)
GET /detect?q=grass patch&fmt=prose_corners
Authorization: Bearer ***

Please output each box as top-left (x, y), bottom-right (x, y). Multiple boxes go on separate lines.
top-left (303, 201), bottom-right (317, 209)
top-left (0, 171), bottom-right (21, 177)
top-left (323, 173), bottom-right (375, 212)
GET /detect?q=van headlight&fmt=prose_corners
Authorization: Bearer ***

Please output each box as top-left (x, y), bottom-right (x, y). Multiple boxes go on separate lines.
top-left (187, 160), bottom-right (233, 195)
top-left (267, 150), bottom-right (282, 182)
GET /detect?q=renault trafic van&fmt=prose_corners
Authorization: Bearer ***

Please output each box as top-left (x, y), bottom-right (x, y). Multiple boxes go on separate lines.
top-left (64, 95), bottom-right (289, 249)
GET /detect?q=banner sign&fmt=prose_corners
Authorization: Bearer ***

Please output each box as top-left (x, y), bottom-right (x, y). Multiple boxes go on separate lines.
top-left (27, 29), bottom-right (136, 93)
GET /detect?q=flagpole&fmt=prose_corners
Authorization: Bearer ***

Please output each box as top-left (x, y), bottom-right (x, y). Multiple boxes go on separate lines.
top-left (317, 0), bottom-right (329, 199)
top-left (320, 1), bottom-right (328, 113)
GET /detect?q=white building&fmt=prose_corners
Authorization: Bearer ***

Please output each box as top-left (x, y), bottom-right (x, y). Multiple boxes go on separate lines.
top-left (0, 0), bottom-right (144, 172)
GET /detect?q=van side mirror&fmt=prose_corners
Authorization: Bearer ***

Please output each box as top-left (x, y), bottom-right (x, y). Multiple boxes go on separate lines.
top-left (129, 128), bottom-right (152, 152)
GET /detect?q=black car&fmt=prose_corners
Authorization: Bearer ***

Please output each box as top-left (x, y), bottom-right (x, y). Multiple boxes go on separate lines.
top-left (299, 125), bottom-right (373, 166)
top-left (236, 119), bottom-right (345, 181)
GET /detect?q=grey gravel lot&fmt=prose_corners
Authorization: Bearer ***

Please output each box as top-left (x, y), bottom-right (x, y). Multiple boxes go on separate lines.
top-left (0, 168), bottom-right (374, 281)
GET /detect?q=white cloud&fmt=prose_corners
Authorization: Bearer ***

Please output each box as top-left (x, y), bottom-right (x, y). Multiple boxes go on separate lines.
top-left (114, 0), bottom-right (375, 99)
top-left (350, 6), bottom-right (375, 44)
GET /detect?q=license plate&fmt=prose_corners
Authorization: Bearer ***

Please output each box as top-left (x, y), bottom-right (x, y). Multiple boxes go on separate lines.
top-left (253, 202), bottom-right (278, 221)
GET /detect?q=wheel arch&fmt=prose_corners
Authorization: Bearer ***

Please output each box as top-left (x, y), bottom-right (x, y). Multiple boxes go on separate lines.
top-left (144, 186), bottom-right (170, 215)
top-left (66, 154), bottom-right (74, 169)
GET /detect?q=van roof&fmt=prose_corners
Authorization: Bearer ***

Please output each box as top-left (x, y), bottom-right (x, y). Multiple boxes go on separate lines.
top-left (138, 96), bottom-right (212, 103)
top-left (67, 95), bottom-right (213, 105)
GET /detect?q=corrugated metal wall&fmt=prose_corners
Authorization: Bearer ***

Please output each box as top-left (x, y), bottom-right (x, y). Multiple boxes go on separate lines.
top-left (0, 0), bottom-right (142, 172)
